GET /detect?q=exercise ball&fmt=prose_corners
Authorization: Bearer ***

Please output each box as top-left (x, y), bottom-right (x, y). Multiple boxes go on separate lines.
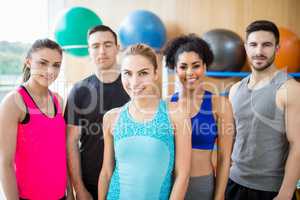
top-left (54, 7), bottom-right (102, 57)
top-left (275, 27), bottom-right (300, 73)
top-left (118, 10), bottom-right (166, 51)
top-left (202, 29), bottom-right (246, 72)
top-left (241, 61), bottom-right (251, 72)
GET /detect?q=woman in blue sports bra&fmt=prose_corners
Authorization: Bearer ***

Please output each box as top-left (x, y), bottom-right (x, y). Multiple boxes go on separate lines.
top-left (163, 34), bottom-right (234, 200)
top-left (98, 44), bottom-right (192, 200)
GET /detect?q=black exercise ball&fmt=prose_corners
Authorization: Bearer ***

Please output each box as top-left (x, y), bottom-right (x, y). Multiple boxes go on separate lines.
top-left (202, 29), bottom-right (246, 72)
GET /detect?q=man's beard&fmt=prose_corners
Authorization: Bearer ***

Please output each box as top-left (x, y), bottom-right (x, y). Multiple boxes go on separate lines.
top-left (250, 53), bottom-right (276, 72)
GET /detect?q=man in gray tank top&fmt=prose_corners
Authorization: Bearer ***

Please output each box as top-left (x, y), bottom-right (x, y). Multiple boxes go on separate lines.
top-left (225, 20), bottom-right (300, 200)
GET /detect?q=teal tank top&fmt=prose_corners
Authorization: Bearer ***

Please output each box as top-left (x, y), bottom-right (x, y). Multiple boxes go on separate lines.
top-left (107, 100), bottom-right (175, 200)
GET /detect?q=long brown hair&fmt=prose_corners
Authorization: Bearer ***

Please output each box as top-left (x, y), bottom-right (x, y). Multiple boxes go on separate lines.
top-left (23, 39), bottom-right (62, 82)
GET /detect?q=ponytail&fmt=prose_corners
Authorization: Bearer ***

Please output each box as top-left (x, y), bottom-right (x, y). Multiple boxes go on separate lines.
top-left (21, 38), bottom-right (62, 83)
top-left (22, 64), bottom-right (30, 82)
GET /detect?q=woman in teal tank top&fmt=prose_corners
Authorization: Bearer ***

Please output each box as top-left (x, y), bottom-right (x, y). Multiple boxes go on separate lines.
top-left (98, 44), bottom-right (192, 200)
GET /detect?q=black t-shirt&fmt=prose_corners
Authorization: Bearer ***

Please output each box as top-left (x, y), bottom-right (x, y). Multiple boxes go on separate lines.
top-left (64, 74), bottom-right (129, 186)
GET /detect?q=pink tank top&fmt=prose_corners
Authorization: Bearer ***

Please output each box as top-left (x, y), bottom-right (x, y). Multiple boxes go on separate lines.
top-left (15, 86), bottom-right (67, 200)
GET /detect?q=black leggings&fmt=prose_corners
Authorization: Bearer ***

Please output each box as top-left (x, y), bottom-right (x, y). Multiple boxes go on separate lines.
top-left (85, 183), bottom-right (98, 200)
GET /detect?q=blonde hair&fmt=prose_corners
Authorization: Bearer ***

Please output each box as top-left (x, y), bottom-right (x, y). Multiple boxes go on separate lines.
top-left (122, 44), bottom-right (158, 71)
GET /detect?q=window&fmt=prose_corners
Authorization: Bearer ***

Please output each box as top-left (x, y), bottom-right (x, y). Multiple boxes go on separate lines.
top-left (0, 0), bottom-right (48, 101)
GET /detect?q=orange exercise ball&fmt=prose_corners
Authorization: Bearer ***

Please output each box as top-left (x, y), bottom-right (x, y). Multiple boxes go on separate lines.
top-left (241, 60), bottom-right (251, 72)
top-left (275, 27), bottom-right (300, 73)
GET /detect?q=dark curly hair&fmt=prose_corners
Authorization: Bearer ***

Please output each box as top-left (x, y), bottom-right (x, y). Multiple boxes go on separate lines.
top-left (163, 34), bottom-right (213, 69)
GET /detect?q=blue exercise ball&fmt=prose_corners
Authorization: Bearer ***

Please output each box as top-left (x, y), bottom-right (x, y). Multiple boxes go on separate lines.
top-left (54, 7), bottom-right (102, 57)
top-left (202, 29), bottom-right (246, 72)
top-left (118, 10), bottom-right (167, 51)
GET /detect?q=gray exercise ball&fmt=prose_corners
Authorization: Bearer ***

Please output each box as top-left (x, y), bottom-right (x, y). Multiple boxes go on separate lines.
top-left (202, 29), bottom-right (246, 72)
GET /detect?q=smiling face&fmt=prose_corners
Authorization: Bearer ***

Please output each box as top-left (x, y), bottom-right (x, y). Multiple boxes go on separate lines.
top-left (175, 51), bottom-right (206, 91)
top-left (26, 48), bottom-right (62, 87)
top-left (121, 54), bottom-right (158, 99)
top-left (245, 30), bottom-right (279, 72)
top-left (88, 31), bottom-right (119, 71)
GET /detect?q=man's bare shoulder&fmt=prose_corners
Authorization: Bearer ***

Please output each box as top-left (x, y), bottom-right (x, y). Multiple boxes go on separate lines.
top-left (228, 80), bottom-right (242, 102)
top-left (277, 78), bottom-right (300, 103)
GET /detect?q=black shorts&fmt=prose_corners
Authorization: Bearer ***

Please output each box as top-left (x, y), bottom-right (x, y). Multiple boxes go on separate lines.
top-left (225, 178), bottom-right (296, 200)
top-left (84, 183), bottom-right (98, 200)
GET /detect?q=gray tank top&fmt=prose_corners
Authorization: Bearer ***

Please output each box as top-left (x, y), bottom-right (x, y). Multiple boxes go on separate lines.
top-left (230, 71), bottom-right (291, 192)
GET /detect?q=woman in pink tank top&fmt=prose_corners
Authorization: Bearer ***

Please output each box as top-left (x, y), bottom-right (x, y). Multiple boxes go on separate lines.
top-left (0, 39), bottom-right (73, 200)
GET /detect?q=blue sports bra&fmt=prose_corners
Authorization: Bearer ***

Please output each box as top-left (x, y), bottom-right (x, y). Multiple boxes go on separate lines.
top-left (171, 90), bottom-right (218, 150)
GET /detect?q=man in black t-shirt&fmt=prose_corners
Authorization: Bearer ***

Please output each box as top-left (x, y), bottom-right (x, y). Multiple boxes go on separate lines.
top-left (64, 25), bottom-right (129, 200)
